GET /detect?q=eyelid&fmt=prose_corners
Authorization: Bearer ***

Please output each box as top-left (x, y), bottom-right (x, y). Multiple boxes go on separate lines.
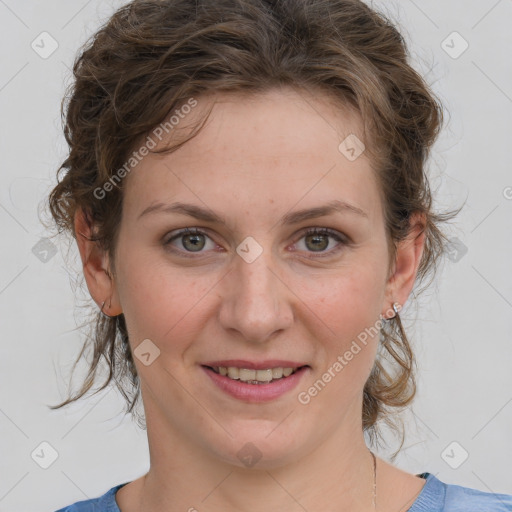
top-left (298, 227), bottom-right (348, 243)
top-left (163, 227), bottom-right (215, 247)
top-left (292, 227), bottom-right (348, 257)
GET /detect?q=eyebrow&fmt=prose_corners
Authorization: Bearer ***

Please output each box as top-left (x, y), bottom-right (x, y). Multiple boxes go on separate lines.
top-left (137, 199), bottom-right (368, 225)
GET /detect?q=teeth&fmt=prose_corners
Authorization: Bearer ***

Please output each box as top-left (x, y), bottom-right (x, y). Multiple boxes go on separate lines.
top-left (272, 368), bottom-right (283, 379)
top-left (256, 369), bottom-right (273, 382)
top-left (214, 366), bottom-right (300, 383)
top-left (239, 368), bottom-right (256, 381)
top-left (227, 367), bottom-right (240, 380)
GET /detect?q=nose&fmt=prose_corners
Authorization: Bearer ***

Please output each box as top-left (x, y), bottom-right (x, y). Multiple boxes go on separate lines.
top-left (217, 245), bottom-right (294, 344)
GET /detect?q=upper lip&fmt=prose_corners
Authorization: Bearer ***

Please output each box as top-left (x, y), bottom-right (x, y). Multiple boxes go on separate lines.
top-left (202, 360), bottom-right (309, 370)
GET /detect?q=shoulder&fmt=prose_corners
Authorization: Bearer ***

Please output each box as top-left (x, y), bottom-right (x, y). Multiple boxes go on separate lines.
top-left (410, 472), bottom-right (512, 512)
top-left (54, 483), bottom-right (128, 512)
top-left (444, 478), bottom-right (512, 511)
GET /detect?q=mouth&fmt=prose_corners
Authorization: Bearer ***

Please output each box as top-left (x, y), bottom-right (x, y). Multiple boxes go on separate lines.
top-left (202, 365), bottom-right (309, 384)
top-left (200, 362), bottom-right (311, 402)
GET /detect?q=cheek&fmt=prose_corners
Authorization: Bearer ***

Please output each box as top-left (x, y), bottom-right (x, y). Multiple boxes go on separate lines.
top-left (299, 276), bottom-right (383, 414)
top-left (298, 257), bottom-right (386, 395)
top-left (302, 262), bottom-right (386, 340)
top-left (116, 252), bottom-right (219, 353)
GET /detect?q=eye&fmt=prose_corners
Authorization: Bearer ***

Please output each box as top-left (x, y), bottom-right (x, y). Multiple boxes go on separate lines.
top-left (293, 227), bottom-right (347, 257)
top-left (163, 227), bottom-right (348, 258)
top-left (163, 228), bottom-right (217, 256)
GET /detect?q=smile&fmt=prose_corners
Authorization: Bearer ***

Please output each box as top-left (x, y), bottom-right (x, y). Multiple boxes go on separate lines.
top-left (208, 366), bottom-right (303, 384)
top-left (201, 365), bottom-right (310, 402)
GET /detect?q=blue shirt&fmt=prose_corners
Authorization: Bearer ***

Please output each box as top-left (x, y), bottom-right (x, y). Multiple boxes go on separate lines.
top-left (54, 472), bottom-right (512, 511)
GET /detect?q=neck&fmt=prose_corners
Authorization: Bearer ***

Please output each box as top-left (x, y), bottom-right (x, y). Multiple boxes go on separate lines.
top-left (137, 392), bottom-right (376, 512)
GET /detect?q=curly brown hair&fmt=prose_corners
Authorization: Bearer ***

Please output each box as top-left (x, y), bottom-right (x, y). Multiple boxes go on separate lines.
top-left (48, 0), bottom-right (459, 456)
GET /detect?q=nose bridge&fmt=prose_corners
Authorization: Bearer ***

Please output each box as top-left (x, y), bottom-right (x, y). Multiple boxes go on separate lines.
top-left (218, 242), bottom-right (292, 342)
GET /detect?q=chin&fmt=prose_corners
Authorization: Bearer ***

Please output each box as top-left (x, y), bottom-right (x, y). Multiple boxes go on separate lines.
top-left (208, 424), bottom-right (309, 470)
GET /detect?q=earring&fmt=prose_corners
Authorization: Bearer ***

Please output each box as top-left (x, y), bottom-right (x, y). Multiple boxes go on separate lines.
top-left (100, 298), bottom-right (113, 318)
top-left (380, 301), bottom-right (402, 321)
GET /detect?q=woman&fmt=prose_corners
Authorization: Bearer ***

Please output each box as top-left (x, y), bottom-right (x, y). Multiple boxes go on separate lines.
top-left (50, 0), bottom-right (512, 510)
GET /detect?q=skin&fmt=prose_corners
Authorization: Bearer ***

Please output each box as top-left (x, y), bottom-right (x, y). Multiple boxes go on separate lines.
top-left (76, 86), bottom-right (427, 511)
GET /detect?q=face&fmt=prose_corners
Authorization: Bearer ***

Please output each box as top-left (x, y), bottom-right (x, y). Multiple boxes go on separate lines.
top-left (110, 87), bottom-right (397, 468)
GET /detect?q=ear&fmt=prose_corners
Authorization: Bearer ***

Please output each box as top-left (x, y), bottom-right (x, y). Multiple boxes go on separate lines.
top-left (382, 212), bottom-right (426, 318)
top-left (74, 208), bottom-right (122, 317)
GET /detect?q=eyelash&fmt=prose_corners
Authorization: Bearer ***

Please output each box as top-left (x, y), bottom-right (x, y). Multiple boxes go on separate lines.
top-left (163, 227), bottom-right (348, 259)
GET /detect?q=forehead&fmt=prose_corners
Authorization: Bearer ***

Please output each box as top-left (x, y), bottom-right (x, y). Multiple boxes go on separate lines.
top-left (162, 87), bottom-right (365, 160)
top-left (122, 87), bottom-right (382, 225)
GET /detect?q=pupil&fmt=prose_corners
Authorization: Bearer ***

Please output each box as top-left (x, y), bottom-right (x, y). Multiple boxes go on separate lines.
top-left (183, 234), bottom-right (205, 251)
top-left (306, 234), bottom-right (328, 251)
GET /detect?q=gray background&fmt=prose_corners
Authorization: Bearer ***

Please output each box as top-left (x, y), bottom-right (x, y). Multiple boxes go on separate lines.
top-left (0, 0), bottom-right (511, 510)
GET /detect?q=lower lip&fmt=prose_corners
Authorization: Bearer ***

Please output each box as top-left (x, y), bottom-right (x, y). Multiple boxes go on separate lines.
top-left (201, 366), bottom-right (309, 403)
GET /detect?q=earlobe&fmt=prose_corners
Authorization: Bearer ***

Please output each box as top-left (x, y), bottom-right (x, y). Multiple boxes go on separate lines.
top-left (74, 208), bottom-right (123, 316)
top-left (382, 213), bottom-right (426, 315)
